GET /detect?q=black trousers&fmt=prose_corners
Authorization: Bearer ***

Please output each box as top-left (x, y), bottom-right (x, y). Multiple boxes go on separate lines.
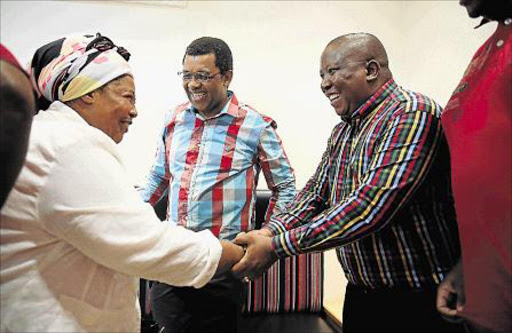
top-left (342, 283), bottom-right (466, 333)
top-left (150, 274), bottom-right (242, 333)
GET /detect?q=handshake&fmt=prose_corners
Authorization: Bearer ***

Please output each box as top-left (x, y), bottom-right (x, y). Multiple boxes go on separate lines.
top-left (219, 229), bottom-right (278, 280)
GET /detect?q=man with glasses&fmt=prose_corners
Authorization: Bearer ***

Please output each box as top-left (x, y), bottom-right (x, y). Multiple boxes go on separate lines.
top-left (140, 37), bottom-right (296, 333)
top-left (233, 33), bottom-right (464, 333)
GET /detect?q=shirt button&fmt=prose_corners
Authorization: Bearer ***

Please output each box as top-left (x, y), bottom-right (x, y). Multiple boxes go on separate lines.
top-left (505, 18), bottom-right (512, 25)
top-left (497, 40), bottom-right (504, 47)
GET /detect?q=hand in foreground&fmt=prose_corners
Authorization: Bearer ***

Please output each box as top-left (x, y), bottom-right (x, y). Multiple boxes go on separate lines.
top-left (215, 241), bottom-right (245, 276)
top-left (436, 260), bottom-right (465, 322)
top-left (234, 227), bottom-right (273, 241)
top-left (231, 231), bottom-right (277, 279)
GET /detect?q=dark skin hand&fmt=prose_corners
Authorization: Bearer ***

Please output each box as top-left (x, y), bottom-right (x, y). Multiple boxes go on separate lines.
top-left (232, 231), bottom-right (278, 279)
top-left (436, 259), bottom-right (465, 322)
top-left (215, 241), bottom-right (245, 277)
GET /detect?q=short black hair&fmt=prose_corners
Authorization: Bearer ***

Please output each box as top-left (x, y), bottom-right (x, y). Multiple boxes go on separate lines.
top-left (183, 37), bottom-right (233, 74)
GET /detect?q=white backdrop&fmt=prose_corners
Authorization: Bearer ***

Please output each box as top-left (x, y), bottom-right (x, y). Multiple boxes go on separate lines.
top-left (1, 0), bottom-right (494, 187)
top-left (1, 0), bottom-right (495, 320)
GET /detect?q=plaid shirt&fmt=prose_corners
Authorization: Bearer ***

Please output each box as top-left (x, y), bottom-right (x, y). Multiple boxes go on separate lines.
top-left (140, 91), bottom-right (296, 240)
top-left (268, 80), bottom-right (461, 289)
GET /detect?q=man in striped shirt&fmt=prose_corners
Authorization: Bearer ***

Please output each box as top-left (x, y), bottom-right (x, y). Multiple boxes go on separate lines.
top-left (139, 37), bottom-right (296, 333)
top-left (234, 33), bottom-right (463, 333)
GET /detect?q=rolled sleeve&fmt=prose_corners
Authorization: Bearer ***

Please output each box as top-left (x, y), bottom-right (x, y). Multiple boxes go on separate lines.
top-left (139, 112), bottom-right (171, 206)
top-left (257, 121), bottom-right (296, 222)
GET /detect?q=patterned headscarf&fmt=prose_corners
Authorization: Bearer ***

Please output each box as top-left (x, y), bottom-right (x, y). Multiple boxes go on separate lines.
top-left (30, 33), bottom-right (132, 110)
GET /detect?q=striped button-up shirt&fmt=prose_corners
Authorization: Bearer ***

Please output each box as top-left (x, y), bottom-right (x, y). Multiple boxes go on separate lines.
top-left (140, 91), bottom-right (296, 240)
top-left (268, 80), bottom-right (460, 289)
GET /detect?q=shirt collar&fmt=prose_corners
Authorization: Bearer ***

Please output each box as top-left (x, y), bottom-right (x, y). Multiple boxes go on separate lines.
top-left (346, 78), bottom-right (397, 123)
top-left (188, 90), bottom-right (239, 119)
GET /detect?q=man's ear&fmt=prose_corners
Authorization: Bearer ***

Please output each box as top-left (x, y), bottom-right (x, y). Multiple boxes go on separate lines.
top-left (222, 70), bottom-right (233, 89)
top-left (366, 59), bottom-right (380, 82)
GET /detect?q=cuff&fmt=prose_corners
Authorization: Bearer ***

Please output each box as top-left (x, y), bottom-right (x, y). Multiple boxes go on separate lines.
top-left (266, 218), bottom-right (288, 235)
top-left (272, 229), bottom-right (301, 258)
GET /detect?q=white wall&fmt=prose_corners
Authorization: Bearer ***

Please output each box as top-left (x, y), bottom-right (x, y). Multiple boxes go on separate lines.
top-left (1, 0), bottom-right (494, 187)
top-left (1, 0), bottom-right (496, 322)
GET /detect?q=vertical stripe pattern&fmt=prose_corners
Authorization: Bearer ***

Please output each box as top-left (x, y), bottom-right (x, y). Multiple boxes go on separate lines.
top-left (269, 80), bottom-right (460, 289)
top-left (242, 253), bottom-right (323, 313)
top-left (140, 92), bottom-right (296, 241)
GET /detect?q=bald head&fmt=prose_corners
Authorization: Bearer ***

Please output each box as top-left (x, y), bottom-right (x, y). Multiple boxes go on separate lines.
top-left (327, 33), bottom-right (391, 78)
top-left (320, 33), bottom-right (393, 118)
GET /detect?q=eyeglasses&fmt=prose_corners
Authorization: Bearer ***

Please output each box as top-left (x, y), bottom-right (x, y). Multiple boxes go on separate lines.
top-left (177, 71), bottom-right (221, 82)
top-left (86, 33), bottom-right (131, 61)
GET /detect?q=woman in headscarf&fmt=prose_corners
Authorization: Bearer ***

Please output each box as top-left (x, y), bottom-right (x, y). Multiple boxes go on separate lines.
top-left (0, 33), bottom-right (244, 333)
